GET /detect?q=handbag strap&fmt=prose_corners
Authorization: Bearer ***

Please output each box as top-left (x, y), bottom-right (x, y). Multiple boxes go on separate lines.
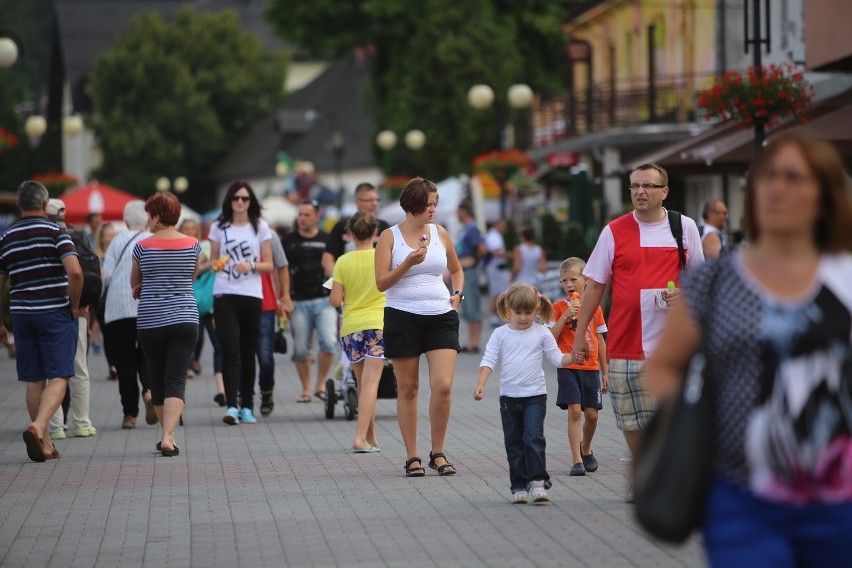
top-left (104, 231), bottom-right (142, 300)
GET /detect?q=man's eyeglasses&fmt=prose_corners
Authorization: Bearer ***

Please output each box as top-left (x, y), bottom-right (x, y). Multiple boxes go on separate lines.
top-left (231, 195), bottom-right (251, 202)
top-left (357, 197), bottom-right (379, 203)
top-left (628, 183), bottom-right (666, 191)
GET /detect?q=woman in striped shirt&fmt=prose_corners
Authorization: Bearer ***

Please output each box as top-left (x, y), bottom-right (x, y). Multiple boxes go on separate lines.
top-left (131, 192), bottom-right (200, 457)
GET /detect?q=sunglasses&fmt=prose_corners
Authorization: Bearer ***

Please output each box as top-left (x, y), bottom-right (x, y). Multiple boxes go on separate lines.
top-left (231, 195), bottom-right (251, 203)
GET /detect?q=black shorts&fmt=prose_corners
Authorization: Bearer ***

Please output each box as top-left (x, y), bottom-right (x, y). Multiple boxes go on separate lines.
top-left (556, 368), bottom-right (603, 410)
top-left (383, 307), bottom-right (460, 359)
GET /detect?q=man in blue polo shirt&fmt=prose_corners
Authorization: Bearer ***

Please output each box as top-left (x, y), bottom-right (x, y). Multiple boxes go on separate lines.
top-left (455, 202), bottom-right (486, 353)
top-left (0, 181), bottom-right (83, 462)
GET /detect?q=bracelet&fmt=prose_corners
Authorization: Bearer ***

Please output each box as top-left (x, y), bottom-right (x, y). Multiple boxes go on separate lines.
top-left (250, 260), bottom-right (257, 272)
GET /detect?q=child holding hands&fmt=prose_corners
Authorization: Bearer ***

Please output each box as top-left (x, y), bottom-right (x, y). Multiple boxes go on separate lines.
top-left (474, 283), bottom-right (574, 504)
top-left (550, 258), bottom-right (608, 476)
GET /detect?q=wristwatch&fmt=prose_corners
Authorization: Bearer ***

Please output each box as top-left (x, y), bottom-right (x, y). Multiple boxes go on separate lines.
top-left (250, 260), bottom-right (257, 272)
top-left (452, 290), bottom-right (464, 301)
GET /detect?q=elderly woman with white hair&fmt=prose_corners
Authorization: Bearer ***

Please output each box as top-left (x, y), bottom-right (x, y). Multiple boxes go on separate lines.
top-left (102, 201), bottom-right (155, 430)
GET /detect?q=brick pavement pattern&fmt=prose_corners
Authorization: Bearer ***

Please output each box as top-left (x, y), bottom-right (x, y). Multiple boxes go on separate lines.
top-left (0, 323), bottom-right (704, 567)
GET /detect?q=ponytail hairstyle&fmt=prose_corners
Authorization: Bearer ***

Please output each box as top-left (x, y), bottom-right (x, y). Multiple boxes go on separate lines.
top-left (495, 283), bottom-right (555, 324)
top-left (346, 211), bottom-right (378, 242)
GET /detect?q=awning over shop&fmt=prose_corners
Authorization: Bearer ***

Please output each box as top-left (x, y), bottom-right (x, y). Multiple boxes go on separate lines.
top-left (624, 86), bottom-right (852, 171)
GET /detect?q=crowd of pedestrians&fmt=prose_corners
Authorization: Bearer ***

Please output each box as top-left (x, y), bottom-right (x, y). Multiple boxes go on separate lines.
top-left (4, 132), bottom-right (852, 562)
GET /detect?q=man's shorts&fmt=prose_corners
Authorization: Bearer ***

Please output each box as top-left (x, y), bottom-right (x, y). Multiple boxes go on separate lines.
top-left (608, 358), bottom-right (656, 431)
top-left (340, 329), bottom-right (385, 363)
top-left (556, 368), bottom-right (603, 410)
top-left (13, 308), bottom-right (77, 382)
top-left (460, 266), bottom-right (483, 322)
top-left (383, 307), bottom-right (460, 359)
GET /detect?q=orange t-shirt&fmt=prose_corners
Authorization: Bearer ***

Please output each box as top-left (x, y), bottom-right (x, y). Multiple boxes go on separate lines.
top-left (552, 299), bottom-right (607, 371)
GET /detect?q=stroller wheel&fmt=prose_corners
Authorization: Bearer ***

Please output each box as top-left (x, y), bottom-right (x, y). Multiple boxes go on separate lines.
top-left (324, 377), bottom-right (336, 419)
top-left (345, 388), bottom-right (358, 421)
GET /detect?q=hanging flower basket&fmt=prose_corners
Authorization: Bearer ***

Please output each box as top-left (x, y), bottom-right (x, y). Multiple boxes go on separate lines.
top-left (472, 148), bottom-right (535, 181)
top-left (0, 127), bottom-right (19, 153)
top-left (33, 172), bottom-right (79, 196)
top-left (697, 64), bottom-right (815, 129)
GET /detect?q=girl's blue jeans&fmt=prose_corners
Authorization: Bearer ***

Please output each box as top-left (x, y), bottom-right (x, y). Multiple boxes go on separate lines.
top-left (500, 394), bottom-right (550, 492)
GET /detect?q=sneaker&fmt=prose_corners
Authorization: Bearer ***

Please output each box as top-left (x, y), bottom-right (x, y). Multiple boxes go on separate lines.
top-left (570, 462), bottom-right (586, 476)
top-left (122, 416), bottom-right (137, 429)
top-left (213, 393), bottom-right (226, 407)
top-left (529, 480), bottom-right (550, 504)
top-left (511, 490), bottom-right (529, 504)
top-left (581, 449), bottom-right (598, 473)
top-left (223, 407), bottom-right (240, 425)
top-left (49, 430), bottom-right (66, 440)
top-left (74, 426), bottom-right (97, 438)
top-left (260, 390), bottom-right (274, 417)
top-left (238, 407), bottom-right (257, 424)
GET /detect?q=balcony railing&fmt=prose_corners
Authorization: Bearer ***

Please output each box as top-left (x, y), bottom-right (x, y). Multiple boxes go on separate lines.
top-left (532, 72), bottom-right (717, 147)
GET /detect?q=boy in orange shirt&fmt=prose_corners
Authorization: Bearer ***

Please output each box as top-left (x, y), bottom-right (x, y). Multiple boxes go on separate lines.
top-left (550, 258), bottom-right (608, 476)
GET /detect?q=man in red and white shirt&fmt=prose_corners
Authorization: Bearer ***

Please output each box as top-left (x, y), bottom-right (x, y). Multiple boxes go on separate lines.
top-left (572, 163), bottom-right (704, 472)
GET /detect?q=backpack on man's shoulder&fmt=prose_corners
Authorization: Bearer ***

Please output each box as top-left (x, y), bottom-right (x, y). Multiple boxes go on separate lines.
top-left (68, 230), bottom-right (102, 307)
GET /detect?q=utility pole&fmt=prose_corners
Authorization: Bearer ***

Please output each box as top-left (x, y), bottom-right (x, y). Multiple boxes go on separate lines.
top-left (745, 0), bottom-right (771, 158)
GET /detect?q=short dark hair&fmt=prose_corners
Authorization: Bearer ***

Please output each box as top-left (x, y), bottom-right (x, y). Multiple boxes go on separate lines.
top-left (630, 163), bottom-right (668, 187)
top-left (86, 212), bottom-right (102, 223)
top-left (702, 200), bottom-right (722, 221)
top-left (347, 211), bottom-right (378, 241)
top-left (300, 199), bottom-right (319, 212)
top-left (399, 177), bottom-right (437, 215)
top-left (354, 183), bottom-right (376, 197)
top-left (521, 227), bottom-right (535, 242)
top-left (745, 132), bottom-right (852, 252)
top-left (145, 192), bottom-right (182, 226)
top-left (457, 202), bottom-right (474, 218)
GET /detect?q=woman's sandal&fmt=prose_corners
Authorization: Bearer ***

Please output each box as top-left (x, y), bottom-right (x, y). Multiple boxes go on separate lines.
top-left (428, 451), bottom-right (457, 476)
top-left (404, 456), bottom-right (426, 477)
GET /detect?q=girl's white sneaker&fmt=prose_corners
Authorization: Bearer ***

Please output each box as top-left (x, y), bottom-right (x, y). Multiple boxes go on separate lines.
top-left (512, 490), bottom-right (529, 504)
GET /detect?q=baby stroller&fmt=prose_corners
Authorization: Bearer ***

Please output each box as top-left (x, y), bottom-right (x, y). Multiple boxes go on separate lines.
top-left (325, 361), bottom-right (398, 420)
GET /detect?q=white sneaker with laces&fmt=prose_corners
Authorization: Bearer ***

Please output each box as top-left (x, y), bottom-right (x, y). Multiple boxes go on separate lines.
top-left (512, 490), bottom-right (529, 504)
top-left (529, 480), bottom-right (550, 504)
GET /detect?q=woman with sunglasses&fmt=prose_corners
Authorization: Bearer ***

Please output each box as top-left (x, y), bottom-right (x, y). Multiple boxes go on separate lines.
top-left (208, 182), bottom-right (274, 425)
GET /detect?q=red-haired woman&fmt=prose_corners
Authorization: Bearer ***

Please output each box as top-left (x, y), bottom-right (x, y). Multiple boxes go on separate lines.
top-left (131, 192), bottom-right (201, 456)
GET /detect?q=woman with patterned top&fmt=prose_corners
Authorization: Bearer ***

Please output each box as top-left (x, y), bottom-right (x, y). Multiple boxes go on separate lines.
top-left (131, 192), bottom-right (200, 457)
top-left (208, 181), bottom-right (274, 425)
top-left (647, 133), bottom-right (852, 565)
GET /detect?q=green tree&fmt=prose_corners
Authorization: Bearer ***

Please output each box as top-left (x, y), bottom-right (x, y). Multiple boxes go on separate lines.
top-left (88, 8), bottom-right (287, 199)
top-left (265, 0), bottom-right (566, 180)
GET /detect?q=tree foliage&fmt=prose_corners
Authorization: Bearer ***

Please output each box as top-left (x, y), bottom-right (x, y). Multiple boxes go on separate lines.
top-left (266, 0), bottom-right (566, 180)
top-left (88, 8), bottom-right (287, 198)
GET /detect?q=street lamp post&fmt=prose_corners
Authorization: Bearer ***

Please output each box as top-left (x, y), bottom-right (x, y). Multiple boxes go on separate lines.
top-left (467, 83), bottom-right (534, 219)
top-left (375, 129), bottom-right (427, 181)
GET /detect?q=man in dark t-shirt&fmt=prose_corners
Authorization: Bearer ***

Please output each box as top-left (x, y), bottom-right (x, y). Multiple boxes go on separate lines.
top-left (282, 200), bottom-right (336, 403)
top-left (321, 182), bottom-right (389, 276)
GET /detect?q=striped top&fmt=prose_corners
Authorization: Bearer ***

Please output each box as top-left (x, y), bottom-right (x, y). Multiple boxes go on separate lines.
top-left (0, 217), bottom-right (78, 313)
top-left (132, 236), bottom-right (200, 329)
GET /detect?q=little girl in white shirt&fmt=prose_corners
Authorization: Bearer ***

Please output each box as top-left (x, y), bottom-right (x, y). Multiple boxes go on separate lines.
top-left (474, 283), bottom-right (574, 504)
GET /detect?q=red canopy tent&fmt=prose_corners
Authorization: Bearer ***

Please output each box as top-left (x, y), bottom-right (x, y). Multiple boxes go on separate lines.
top-left (60, 183), bottom-right (140, 225)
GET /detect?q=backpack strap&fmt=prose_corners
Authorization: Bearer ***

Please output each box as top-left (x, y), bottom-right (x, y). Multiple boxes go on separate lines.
top-left (668, 210), bottom-right (686, 272)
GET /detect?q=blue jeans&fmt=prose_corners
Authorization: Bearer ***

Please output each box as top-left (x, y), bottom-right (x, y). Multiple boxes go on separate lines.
top-left (290, 297), bottom-right (337, 361)
top-left (500, 394), bottom-right (550, 492)
top-left (256, 310), bottom-right (276, 391)
top-left (704, 479), bottom-right (852, 567)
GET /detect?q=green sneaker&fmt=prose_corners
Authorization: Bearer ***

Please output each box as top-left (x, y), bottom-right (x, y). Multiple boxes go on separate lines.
top-left (49, 430), bottom-right (66, 440)
top-left (74, 426), bottom-right (97, 437)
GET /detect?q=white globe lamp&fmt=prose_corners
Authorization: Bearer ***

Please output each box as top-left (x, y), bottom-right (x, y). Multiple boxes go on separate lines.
top-left (467, 84), bottom-right (495, 110)
top-left (404, 129), bottom-right (426, 151)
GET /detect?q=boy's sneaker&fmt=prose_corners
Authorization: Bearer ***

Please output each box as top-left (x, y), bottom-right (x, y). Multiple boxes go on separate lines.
top-left (570, 462), bottom-right (586, 476)
top-left (223, 407), bottom-right (240, 425)
top-left (238, 407), bottom-right (257, 424)
top-left (74, 426), bottom-right (97, 437)
top-left (260, 390), bottom-right (274, 417)
top-left (49, 430), bottom-right (66, 440)
top-left (511, 490), bottom-right (529, 504)
top-left (529, 480), bottom-right (550, 504)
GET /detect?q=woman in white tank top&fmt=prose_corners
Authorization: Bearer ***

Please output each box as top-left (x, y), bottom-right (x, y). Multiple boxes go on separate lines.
top-left (512, 227), bottom-right (547, 286)
top-left (375, 178), bottom-right (464, 477)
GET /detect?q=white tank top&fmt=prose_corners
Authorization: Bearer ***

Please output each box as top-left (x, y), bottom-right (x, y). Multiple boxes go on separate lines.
top-left (515, 243), bottom-right (542, 285)
top-left (385, 223), bottom-right (452, 315)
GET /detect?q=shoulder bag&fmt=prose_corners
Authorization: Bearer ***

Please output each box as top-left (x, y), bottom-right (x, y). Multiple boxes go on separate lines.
top-left (633, 262), bottom-right (720, 543)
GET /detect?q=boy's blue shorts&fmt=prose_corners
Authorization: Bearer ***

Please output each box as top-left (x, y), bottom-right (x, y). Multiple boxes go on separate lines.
top-left (13, 308), bottom-right (77, 382)
top-left (556, 368), bottom-right (602, 410)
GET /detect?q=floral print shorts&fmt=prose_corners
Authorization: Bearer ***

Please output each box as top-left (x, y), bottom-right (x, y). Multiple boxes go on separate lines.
top-left (340, 329), bottom-right (385, 363)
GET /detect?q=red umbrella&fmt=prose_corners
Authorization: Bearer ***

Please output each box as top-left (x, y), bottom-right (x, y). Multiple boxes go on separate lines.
top-left (60, 183), bottom-right (141, 224)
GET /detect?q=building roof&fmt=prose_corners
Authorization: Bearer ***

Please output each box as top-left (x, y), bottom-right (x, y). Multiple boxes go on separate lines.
top-left (212, 54), bottom-right (376, 183)
top-left (54, 0), bottom-right (299, 111)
